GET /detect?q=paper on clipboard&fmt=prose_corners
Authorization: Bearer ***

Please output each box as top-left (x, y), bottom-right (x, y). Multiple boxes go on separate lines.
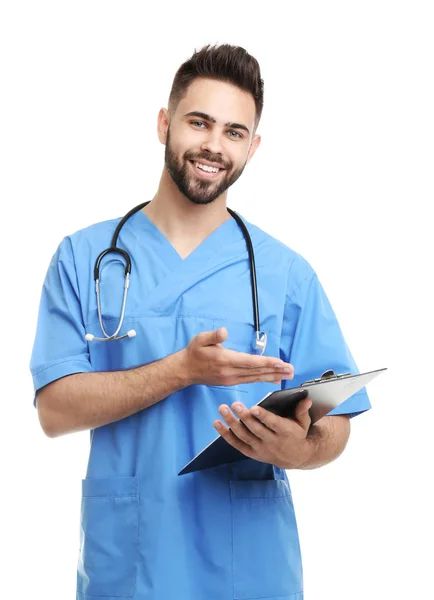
top-left (178, 367), bottom-right (387, 476)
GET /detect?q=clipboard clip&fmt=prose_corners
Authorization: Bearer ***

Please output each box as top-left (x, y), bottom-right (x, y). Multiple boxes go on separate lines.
top-left (301, 369), bottom-right (352, 386)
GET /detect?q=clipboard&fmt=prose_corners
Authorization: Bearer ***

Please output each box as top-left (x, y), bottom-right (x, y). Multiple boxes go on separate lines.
top-left (178, 367), bottom-right (387, 475)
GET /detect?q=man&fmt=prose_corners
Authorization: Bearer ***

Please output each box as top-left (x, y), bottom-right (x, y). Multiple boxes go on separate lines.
top-left (30, 43), bottom-right (370, 600)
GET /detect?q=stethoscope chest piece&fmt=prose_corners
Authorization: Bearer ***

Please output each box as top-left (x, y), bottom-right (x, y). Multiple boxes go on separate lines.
top-left (254, 331), bottom-right (267, 355)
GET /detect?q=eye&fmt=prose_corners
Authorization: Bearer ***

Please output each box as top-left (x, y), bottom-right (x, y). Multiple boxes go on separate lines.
top-left (190, 121), bottom-right (243, 139)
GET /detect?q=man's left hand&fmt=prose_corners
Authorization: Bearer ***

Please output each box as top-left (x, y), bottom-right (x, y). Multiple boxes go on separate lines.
top-left (213, 398), bottom-right (313, 470)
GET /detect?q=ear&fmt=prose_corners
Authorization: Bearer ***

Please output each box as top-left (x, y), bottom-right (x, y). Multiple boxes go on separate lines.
top-left (245, 134), bottom-right (261, 165)
top-left (157, 108), bottom-right (170, 145)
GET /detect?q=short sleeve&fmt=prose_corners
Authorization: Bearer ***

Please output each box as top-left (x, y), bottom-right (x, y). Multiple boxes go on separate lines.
top-left (281, 267), bottom-right (371, 418)
top-left (29, 237), bottom-right (93, 408)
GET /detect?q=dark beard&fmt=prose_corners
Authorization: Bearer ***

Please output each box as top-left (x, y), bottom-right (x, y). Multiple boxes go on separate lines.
top-left (164, 128), bottom-right (246, 205)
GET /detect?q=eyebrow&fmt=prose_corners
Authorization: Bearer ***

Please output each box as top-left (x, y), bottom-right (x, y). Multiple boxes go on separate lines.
top-left (184, 111), bottom-right (250, 136)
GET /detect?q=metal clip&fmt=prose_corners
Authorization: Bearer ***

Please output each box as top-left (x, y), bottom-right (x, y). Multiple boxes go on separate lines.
top-left (301, 370), bottom-right (352, 386)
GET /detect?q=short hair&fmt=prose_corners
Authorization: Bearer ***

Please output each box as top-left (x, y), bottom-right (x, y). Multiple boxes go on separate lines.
top-left (168, 43), bottom-right (264, 133)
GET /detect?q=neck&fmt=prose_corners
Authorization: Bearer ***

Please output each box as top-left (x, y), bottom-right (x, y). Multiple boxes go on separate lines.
top-left (143, 167), bottom-right (231, 240)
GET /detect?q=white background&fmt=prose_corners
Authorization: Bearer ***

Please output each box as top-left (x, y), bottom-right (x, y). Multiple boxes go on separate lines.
top-left (1, 1), bottom-right (433, 598)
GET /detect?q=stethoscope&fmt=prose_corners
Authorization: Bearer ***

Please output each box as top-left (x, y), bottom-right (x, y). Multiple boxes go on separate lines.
top-left (84, 200), bottom-right (267, 354)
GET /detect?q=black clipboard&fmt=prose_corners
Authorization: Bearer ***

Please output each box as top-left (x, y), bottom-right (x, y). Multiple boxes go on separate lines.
top-left (178, 367), bottom-right (387, 475)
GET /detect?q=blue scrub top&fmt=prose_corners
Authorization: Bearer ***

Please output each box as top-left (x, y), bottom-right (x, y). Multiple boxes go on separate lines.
top-left (30, 210), bottom-right (370, 600)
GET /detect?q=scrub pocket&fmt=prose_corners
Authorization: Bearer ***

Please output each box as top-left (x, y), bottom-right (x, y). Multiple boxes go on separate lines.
top-left (230, 479), bottom-right (303, 599)
top-left (77, 476), bottom-right (139, 598)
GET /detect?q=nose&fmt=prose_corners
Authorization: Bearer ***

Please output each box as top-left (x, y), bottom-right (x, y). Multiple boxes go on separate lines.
top-left (200, 129), bottom-right (224, 156)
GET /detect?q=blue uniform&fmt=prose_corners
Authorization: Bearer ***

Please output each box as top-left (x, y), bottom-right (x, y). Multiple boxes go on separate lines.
top-left (30, 210), bottom-right (370, 600)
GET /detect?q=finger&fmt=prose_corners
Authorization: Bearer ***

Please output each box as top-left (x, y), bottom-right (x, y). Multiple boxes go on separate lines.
top-left (212, 419), bottom-right (256, 459)
top-left (235, 372), bottom-right (294, 383)
top-left (232, 366), bottom-right (293, 377)
top-left (293, 397), bottom-right (312, 431)
top-left (223, 349), bottom-right (294, 372)
top-left (231, 402), bottom-right (276, 441)
top-left (249, 405), bottom-right (285, 434)
top-left (226, 367), bottom-right (294, 382)
top-left (217, 405), bottom-right (261, 446)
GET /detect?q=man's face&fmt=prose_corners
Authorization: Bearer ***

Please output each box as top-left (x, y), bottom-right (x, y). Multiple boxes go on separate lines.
top-left (162, 78), bottom-right (260, 205)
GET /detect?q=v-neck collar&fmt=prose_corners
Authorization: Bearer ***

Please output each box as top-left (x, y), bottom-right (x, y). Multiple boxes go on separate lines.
top-left (133, 208), bottom-right (240, 264)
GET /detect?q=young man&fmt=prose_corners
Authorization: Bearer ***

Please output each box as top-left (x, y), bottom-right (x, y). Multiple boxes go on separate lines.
top-left (30, 43), bottom-right (370, 600)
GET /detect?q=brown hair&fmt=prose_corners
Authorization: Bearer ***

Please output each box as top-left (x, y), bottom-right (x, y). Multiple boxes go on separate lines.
top-left (168, 43), bottom-right (264, 133)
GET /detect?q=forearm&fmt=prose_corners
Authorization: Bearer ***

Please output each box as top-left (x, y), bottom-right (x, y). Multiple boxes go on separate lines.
top-left (298, 415), bottom-right (351, 470)
top-left (36, 350), bottom-right (190, 438)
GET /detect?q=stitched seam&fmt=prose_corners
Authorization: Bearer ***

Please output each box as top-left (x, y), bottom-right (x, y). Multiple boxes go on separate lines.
top-left (286, 270), bottom-right (314, 304)
top-left (232, 495), bottom-right (290, 500)
top-left (132, 492), bottom-right (139, 597)
top-left (76, 592), bottom-right (133, 598)
top-left (32, 358), bottom-right (91, 377)
top-left (208, 386), bottom-right (248, 393)
top-left (86, 314), bottom-right (255, 325)
top-left (64, 238), bottom-right (88, 328)
top-left (235, 593), bottom-right (303, 599)
top-left (82, 495), bottom-right (138, 499)
top-left (85, 314), bottom-right (280, 340)
top-left (230, 481), bottom-right (235, 600)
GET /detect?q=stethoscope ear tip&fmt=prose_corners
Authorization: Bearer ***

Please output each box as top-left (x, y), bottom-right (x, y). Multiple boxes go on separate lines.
top-left (85, 333), bottom-right (95, 341)
top-left (127, 329), bottom-right (137, 338)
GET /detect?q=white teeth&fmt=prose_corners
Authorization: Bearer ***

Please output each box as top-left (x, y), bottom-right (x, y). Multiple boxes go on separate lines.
top-left (194, 161), bottom-right (220, 173)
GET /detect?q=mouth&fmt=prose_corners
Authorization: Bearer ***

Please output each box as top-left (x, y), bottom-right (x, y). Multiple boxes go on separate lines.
top-left (188, 160), bottom-right (226, 179)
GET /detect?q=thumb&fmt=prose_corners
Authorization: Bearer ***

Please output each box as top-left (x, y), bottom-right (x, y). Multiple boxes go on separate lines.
top-left (195, 327), bottom-right (228, 347)
top-left (209, 327), bottom-right (228, 345)
top-left (294, 397), bottom-right (312, 430)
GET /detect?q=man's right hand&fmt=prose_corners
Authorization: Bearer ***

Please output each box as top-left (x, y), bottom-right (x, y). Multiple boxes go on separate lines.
top-left (180, 327), bottom-right (294, 387)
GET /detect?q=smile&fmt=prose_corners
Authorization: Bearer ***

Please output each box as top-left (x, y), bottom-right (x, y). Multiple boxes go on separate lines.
top-left (189, 160), bottom-right (225, 179)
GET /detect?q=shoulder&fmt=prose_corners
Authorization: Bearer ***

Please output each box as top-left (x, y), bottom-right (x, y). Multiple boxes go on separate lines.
top-left (69, 216), bottom-right (123, 246)
top-left (54, 216), bottom-right (124, 265)
top-left (239, 213), bottom-right (317, 298)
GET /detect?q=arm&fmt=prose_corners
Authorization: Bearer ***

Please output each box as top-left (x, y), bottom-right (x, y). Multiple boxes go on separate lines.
top-left (299, 414), bottom-right (351, 470)
top-left (37, 327), bottom-right (294, 438)
top-left (37, 350), bottom-right (188, 438)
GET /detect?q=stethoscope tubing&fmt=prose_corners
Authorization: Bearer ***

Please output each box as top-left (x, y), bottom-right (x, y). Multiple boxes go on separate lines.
top-left (87, 200), bottom-right (265, 351)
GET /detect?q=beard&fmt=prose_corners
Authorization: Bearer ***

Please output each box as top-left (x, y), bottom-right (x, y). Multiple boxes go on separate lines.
top-left (164, 127), bottom-right (247, 205)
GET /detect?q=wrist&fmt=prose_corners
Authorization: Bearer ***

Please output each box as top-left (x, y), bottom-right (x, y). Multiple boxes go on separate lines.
top-left (172, 349), bottom-right (194, 388)
top-left (295, 431), bottom-right (317, 470)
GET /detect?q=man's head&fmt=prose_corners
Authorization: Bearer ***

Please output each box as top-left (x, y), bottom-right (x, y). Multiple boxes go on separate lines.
top-left (158, 44), bottom-right (264, 205)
